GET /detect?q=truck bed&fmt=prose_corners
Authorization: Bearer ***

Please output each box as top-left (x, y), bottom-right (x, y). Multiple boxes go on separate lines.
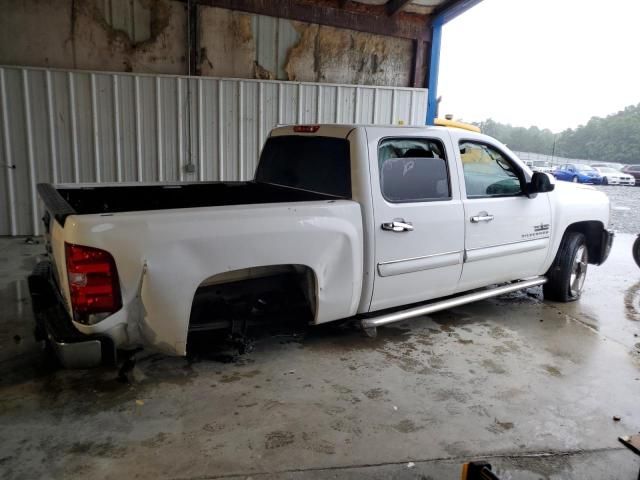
top-left (38, 182), bottom-right (341, 225)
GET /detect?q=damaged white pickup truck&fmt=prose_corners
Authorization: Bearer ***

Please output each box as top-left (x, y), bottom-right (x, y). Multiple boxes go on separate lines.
top-left (30, 124), bottom-right (613, 367)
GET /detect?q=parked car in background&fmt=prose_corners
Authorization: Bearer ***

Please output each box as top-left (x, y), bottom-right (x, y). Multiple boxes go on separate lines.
top-left (593, 167), bottom-right (636, 186)
top-left (553, 164), bottom-right (603, 184)
top-left (591, 162), bottom-right (626, 171)
top-left (530, 160), bottom-right (554, 174)
top-left (621, 165), bottom-right (640, 185)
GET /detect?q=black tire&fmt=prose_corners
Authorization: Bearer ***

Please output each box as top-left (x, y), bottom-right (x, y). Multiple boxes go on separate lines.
top-left (633, 236), bottom-right (640, 269)
top-left (544, 232), bottom-right (588, 302)
top-left (602, 177), bottom-right (608, 185)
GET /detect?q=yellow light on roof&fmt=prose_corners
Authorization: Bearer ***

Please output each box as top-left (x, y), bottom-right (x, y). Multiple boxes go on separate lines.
top-left (434, 118), bottom-right (481, 133)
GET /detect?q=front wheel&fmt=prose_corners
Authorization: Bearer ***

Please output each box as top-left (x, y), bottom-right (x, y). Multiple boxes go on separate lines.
top-left (544, 232), bottom-right (588, 302)
top-left (602, 177), bottom-right (608, 185)
top-left (634, 236), bottom-right (640, 269)
top-left (572, 176), bottom-right (578, 183)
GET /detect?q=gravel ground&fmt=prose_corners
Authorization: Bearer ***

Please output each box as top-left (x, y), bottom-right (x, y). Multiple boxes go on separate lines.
top-left (595, 185), bottom-right (640, 234)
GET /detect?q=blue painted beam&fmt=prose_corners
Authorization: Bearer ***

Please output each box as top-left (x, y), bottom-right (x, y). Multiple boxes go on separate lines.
top-left (425, 0), bottom-right (484, 125)
top-left (425, 16), bottom-right (443, 125)
top-left (437, 0), bottom-right (484, 24)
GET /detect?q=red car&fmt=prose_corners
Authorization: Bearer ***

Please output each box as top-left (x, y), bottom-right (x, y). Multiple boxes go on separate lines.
top-left (621, 164), bottom-right (640, 185)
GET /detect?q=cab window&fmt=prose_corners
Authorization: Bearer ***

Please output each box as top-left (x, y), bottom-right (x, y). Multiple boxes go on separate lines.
top-left (378, 138), bottom-right (450, 203)
top-left (459, 141), bottom-right (522, 198)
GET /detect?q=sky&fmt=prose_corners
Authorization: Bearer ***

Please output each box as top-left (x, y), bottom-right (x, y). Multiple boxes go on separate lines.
top-left (438, 0), bottom-right (640, 132)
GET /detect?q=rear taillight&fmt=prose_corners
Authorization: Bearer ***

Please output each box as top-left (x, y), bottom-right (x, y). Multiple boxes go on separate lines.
top-left (293, 125), bottom-right (320, 133)
top-left (65, 243), bottom-right (122, 322)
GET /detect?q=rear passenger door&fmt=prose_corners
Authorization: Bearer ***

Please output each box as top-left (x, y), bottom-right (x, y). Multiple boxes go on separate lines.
top-left (369, 133), bottom-right (465, 312)
top-left (456, 140), bottom-right (552, 291)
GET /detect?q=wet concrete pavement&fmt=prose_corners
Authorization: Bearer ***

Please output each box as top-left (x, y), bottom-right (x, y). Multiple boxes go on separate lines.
top-left (1, 235), bottom-right (639, 479)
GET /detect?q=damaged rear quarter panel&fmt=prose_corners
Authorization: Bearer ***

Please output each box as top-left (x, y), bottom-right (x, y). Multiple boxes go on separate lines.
top-left (64, 200), bottom-right (363, 356)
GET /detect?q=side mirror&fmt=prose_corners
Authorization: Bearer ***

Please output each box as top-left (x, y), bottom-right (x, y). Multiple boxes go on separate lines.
top-left (526, 171), bottom-right (555, 198)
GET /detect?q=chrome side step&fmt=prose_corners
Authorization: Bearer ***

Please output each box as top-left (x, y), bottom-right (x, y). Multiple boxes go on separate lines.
top-left (361, 276), bottom-right (547, 331)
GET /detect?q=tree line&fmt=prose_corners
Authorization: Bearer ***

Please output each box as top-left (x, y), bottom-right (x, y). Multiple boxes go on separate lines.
top-left (473, 103), bottom-right (640, 164)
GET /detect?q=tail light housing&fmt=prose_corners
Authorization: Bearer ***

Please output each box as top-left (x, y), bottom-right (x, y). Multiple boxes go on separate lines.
top-left (65, 243), bottom-right (122, 323)
top-left (293, 125), bottom-right (320, 133)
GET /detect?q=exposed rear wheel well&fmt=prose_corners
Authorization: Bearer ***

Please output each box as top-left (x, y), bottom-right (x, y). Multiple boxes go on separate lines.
top-left (188, 265), bottom-right (317, 334)
top-left (563, 221), bottom-right (607, 265)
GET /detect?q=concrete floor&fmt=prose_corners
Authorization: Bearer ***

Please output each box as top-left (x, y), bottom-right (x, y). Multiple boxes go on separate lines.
top-left (1, 235), bottom-right (639, 480)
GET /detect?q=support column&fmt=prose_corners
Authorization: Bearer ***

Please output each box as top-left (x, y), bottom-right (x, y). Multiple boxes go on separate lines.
top-left (425, 17), bottom-right (442, 125)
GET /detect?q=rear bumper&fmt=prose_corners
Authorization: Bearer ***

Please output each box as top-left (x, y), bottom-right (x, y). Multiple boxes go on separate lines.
top-left (28, 261), bottom-right (116, 368)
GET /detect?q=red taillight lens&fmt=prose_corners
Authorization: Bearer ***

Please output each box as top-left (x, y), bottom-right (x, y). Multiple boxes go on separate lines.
top-left (293, 125), bottom-right (320, 133)
top-left (65, 243), bottom-right (122, 320)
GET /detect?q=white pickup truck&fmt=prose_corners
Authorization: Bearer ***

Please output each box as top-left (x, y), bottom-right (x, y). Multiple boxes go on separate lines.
top-left (30, 124), bottom-right (613, 367)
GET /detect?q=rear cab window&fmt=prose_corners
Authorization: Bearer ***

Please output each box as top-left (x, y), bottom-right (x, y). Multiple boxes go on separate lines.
top-left (255, 135), bottom-right (351, 198)
top-left (378, 138), bottom-right (451, 203)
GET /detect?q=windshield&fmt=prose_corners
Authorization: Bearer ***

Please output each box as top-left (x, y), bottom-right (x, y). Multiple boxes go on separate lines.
top-left (576, 165), bottom-right (596, 172)
top-left (598, 167), bottom-right (618, 173)
top-left (255, 135), bottom-right (351, 198)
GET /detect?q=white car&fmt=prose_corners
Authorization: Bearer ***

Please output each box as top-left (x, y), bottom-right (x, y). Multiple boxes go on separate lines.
top-left (530, 160), bottom-right (555, 174)
top-left (591, 162), bottom-right (626, 172)
top-left (593, 167), bottom-right (636, 186)
top-left (31, 124), bottom-right (614, 367)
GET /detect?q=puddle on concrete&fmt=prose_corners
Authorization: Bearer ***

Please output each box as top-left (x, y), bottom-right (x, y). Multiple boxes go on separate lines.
top-left (430, 308), bottom-right (475, 325)
top-left (300, 322), bottom-right (412, 353)
top-left (0, 280), bottom-right (42, 366)
top-left (0, 280), bottom-right (32, 325)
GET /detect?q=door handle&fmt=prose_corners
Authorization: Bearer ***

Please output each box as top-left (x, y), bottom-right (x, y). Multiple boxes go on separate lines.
top-left (381, 220), bottom-right (414, 232)
top-left (470, 214), bottom-right (494, 223)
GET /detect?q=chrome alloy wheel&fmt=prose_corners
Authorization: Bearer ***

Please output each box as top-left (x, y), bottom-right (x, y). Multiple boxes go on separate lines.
top-left (569, 245), bottom-right (588, 297)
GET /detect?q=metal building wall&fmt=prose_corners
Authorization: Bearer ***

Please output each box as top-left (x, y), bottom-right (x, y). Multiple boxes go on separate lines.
top-left (0, 65), bottom-right (428, 236)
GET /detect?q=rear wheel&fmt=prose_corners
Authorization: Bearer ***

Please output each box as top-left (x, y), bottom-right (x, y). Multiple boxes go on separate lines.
top-left (633, 236), bottom-right (640, 269)
top-left (544, 232), bottom-right (588, 302)
top-left (572, 176), bottom-right (578, 183)
top-left (602, 177), bottom-right (608, 185)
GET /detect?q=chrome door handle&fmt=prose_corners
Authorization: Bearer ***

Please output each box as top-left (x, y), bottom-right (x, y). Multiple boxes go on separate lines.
top-left (381, 221), bottom-right (414, 232)
top-left (470, 214), bottom-right (494, 223)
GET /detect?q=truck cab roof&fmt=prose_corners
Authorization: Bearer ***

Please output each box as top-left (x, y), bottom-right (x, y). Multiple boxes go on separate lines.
top-left (270, 124), bottom-right (489, 141)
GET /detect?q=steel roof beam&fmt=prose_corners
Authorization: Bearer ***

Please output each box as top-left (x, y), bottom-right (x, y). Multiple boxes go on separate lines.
top-left (191, 0), bottom-right (431, 41)
top-left (385, 0), bottom-right (413, 17)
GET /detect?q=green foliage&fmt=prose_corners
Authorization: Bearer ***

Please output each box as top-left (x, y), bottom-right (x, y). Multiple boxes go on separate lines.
top-left (472, 103), bottom-right (640, 164)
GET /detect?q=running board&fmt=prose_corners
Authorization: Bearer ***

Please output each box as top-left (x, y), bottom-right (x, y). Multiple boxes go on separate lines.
top-left (361, 277), bottom-right (547, 330)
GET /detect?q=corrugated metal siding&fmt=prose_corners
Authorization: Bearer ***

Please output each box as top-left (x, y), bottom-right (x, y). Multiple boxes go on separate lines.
top-left (0, 65), bottom-right (427, 236)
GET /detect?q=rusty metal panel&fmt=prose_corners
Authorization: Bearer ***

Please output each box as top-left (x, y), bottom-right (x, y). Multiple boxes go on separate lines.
top-left (0, 65), bottom-right (427, 236)
top-left (101, 0), bottom-right (152, 44)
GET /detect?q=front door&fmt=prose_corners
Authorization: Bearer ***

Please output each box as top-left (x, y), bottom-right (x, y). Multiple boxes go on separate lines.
top-left (369, 133), bottom-right (465, 312)
top-left (456, 140), bottom-right (552, 291)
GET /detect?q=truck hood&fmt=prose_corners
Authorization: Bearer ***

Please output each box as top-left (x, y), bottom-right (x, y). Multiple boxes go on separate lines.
top-left (552, 180), bottom-right (610, 228)
top-left (554, 181), bottom-right (599, 193)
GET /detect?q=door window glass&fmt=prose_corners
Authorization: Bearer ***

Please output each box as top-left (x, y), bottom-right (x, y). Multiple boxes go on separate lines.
top-left (460, 142), bottom-right (522, 198)
top-left (378, 138), bottom-right (450, 203)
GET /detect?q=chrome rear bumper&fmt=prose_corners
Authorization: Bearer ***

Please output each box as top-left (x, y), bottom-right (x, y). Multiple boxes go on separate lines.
top-left (28, 261), bottom-right (115, 368)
